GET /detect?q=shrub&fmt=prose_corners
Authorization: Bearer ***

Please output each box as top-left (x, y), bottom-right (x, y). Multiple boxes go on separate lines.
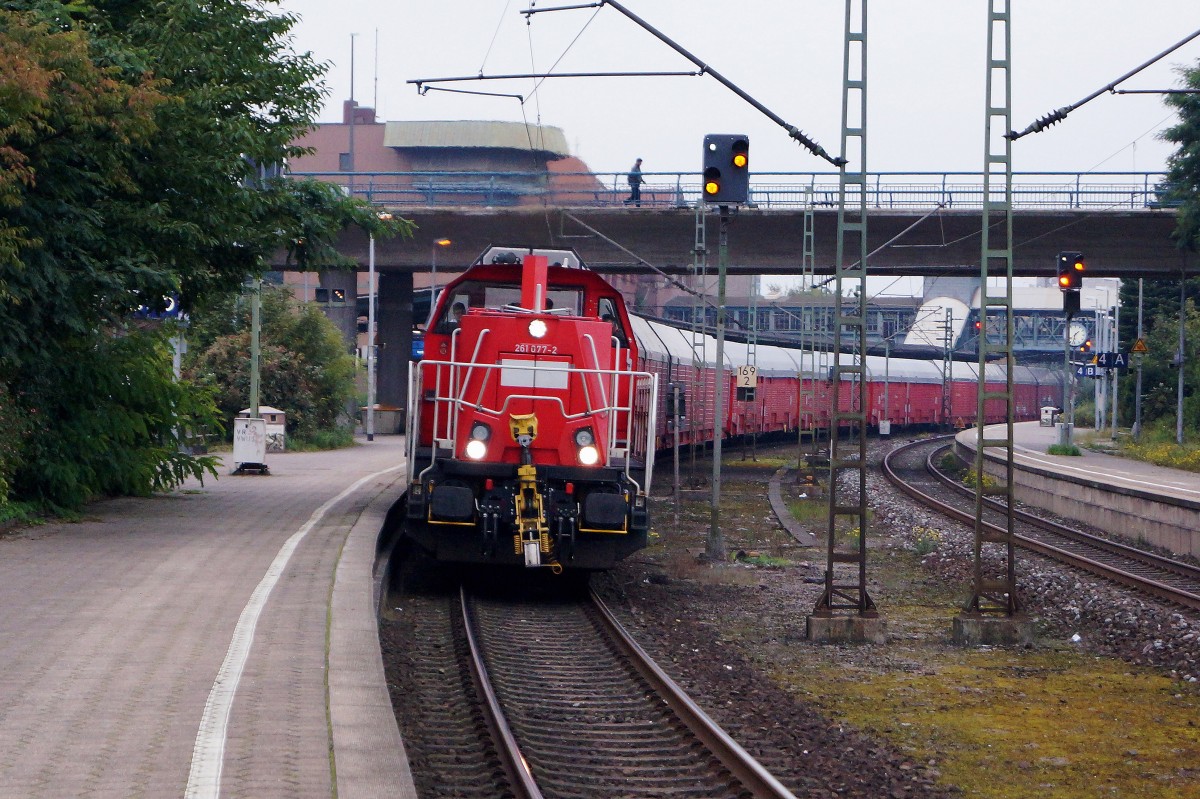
top-left (186, 285), bottom-right (356, 442)
top-left (0, 383), bottom-right (31, 508)
top-left (11, 330), bottom-right (221, 510)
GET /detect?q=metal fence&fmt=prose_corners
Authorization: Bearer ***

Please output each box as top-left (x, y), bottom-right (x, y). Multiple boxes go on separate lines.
top-left (290, 170), bottom-right (1173, 212)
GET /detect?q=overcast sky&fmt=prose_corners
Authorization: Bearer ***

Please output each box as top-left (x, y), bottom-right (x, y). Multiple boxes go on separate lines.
top-left (277, 1), bottom-right (1200, 177)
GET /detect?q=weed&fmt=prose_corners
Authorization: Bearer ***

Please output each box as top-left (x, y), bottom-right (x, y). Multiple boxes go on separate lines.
top-left (962, 469), bottom-right (999, 492)
top-left (939, 451), bottom-right (964, 474)
top-left (912, 525), bottom-right (942, 556)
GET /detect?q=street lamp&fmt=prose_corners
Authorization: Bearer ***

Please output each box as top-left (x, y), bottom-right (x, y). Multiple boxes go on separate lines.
top-left (366, 212), bottom-right (393, 442)
top-left (431, 238), bottom-right (452, 315)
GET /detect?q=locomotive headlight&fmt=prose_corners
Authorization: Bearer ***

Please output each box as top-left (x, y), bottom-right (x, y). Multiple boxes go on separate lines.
top-left (528, 319), bottom-right (548, 339)
top-left (573, 428), bottom-right (595, 447)
top-left (465, 422), bottom-right (491, 460)
top-left (578, 445), bottom-right (600, 466)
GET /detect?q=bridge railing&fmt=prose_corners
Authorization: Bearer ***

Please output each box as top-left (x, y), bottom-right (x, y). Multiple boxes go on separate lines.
top-left (289, 170), bottom-right (1172, 211)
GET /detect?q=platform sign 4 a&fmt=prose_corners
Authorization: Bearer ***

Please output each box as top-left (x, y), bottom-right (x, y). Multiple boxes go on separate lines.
top-left (1095, 352), bottom-right (1130, 370)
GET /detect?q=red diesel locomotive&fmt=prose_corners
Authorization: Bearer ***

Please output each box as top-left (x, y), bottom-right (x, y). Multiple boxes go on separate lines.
top-left (404, 247), bottom-right (657, 572)
top-left (402, 245), bottom-right (1063, 573)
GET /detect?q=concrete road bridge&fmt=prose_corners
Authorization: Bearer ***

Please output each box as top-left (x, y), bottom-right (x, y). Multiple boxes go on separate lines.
top-left (274, 170), bottom-right (1196, 417)
top-left (278, 170), bottom-right (1195, 278)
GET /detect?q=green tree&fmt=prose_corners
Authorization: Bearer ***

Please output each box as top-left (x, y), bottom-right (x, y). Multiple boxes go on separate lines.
top-left (0, 2), bottom-right (410, 509)
top-left (1162, 61), bottom-right (1200, 253)
top-left (1121, 60), bottom-right (1200, 435)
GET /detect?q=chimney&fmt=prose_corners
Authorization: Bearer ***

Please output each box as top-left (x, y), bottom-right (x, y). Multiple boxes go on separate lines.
top-left (342, 100), bottom-right (376, 125)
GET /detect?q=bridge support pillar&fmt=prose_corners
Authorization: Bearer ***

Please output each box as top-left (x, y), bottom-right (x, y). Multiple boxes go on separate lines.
top-left (377, 271), bottom-right (413, 432)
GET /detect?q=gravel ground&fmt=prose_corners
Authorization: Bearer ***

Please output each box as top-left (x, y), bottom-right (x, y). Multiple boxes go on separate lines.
top-left (590, 435), bottom-right (1200, 797)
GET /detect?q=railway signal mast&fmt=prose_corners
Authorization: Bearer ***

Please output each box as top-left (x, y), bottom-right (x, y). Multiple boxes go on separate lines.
top-left (1057, 251), bottom-right (1085, 440)
top-left (701, 134), bottom-right (750, 562)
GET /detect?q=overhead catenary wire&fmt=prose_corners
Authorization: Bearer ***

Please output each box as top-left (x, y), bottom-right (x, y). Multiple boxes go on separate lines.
top-left (480, 0), bottom-right (514, 74)
top-left (1009, 27), bottom-right (1200, 140)
top-left (409, 0), bottom-right (843, 167)
top-left (523, 0), bottom-right (844, 166)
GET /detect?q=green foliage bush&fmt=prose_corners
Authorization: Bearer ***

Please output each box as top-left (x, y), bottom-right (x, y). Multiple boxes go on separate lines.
top-left (8, 329), bottom-right (220, 509)
top-left (0, 382), bottom-right (31, 508)
top-left (186, 285), bottom-right (357, 441)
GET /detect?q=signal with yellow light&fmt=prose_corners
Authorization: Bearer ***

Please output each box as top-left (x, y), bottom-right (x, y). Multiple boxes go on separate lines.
top-left (1056, 250), bottom-right (1085, 292)
top-left (702, 134), bottom-right (750, 204)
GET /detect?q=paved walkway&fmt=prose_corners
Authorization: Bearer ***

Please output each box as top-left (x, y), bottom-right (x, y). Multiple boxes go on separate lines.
top-left (0, 435), bottom-right (416, 799)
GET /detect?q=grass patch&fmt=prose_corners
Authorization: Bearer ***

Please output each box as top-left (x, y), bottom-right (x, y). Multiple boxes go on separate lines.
top-left (786, 495), bottom-right (827, 525)
top-left (777, 648), bottom-right (1200, 799)
top-left (721, 453), bottom-right (793, 469)
top-left (1118, 427), bottom-right (1200, 472)
top-left (733, 552), bottom-right (791, 568)
top-left (287, 427), bottom-right (356, 451)
top-left (1047, 443), bottom-right (1082, 456)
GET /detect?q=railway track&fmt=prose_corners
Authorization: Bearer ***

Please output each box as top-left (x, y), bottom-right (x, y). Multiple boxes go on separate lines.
top-left (882, 436), bottom-right (1200, 612)
top-left (389, 574), bottom-right (796, 799)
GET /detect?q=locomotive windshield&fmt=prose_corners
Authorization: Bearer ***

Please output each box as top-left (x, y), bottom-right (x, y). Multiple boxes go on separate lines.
top-left (432, 280), bottom-right (584, 333)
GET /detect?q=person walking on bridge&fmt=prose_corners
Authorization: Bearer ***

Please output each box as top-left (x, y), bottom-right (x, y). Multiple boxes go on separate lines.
top-left (623, 158), bottom-right (644, 207)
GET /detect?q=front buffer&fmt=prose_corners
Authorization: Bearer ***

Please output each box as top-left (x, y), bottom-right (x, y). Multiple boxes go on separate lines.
top-left (403, 458), bottom-right (649, 572)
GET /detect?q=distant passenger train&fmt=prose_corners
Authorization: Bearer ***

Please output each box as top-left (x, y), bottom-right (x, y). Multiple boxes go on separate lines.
top-left (402, 246), bottom-right (1063, 573)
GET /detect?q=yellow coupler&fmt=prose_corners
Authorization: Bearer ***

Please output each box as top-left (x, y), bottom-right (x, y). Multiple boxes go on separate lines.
top-left (509, 413), bottom-right (556, 570)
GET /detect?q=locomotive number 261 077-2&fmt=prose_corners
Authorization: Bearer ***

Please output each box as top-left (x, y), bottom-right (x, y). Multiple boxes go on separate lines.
top-left (513, 343), bottom-right (558, 354)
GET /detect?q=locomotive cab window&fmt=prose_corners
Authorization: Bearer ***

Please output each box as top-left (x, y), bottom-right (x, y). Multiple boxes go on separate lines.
top-left (432, 280), bottom-right (584, 332)
top-left (598, 298), bottom-right (628, 348)
top-left (434, 293), bottom-right (471, 334)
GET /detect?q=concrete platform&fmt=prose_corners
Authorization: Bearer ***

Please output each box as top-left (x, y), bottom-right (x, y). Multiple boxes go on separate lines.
top-left (956, 421), bottom-right (1200, 558)
top-left (0, 436), bottom-right (416, 798)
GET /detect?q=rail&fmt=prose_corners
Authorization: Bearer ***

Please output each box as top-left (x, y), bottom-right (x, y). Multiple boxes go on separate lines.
top-left (291, 169), bottom-right (1174, 211)
top-left (882, 438), bottom-right (1200, 612)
